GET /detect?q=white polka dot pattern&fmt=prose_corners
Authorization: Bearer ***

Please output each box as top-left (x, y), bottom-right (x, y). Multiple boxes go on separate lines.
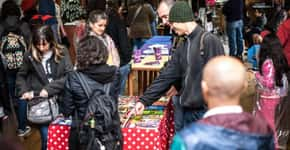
top-left (122, 128), bottom-right (161, 150)
top-left (47, 124), bottom-right (71, 150)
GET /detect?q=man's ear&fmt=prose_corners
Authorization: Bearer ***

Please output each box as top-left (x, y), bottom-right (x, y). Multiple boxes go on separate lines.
top-left (201, 80), bottom-right (209, 104)
top-left (242, 80), bottom-right (248, 92)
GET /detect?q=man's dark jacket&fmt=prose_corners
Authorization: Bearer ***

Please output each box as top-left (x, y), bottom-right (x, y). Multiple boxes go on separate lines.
top-left (222, 0), bottom-right (243, 22)
top-left (139, 26), bottom-right (224, 109)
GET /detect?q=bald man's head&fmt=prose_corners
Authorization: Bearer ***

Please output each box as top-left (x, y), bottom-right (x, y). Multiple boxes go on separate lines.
top-left (202, 56), bottom-right (247, 105)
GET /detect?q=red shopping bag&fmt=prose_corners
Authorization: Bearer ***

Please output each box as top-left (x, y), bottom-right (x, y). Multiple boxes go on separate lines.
top-left (47, 122), bottom-right (71, 150)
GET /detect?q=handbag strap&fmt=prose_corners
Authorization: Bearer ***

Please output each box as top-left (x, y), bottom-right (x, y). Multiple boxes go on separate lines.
top-left (130, 5), bottom-right (143, 26)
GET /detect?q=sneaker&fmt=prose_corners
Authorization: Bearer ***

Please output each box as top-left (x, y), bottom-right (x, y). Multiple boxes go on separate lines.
top-left (17, 126), bottom-right (31, 137)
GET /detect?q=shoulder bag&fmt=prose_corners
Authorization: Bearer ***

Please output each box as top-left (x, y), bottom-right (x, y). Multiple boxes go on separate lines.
top-left (27, 96), bottom-right (59, 124)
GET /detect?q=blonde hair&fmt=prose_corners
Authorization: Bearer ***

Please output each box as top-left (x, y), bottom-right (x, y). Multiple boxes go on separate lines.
top-left (253, 34), bottom-right (263, 44)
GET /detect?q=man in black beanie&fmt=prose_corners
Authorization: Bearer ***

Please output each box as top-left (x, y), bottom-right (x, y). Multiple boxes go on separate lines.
top-left (134, 1), bottom-right (225, 131)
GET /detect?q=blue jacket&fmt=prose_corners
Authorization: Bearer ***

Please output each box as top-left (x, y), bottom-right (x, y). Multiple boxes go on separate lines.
top-left (247, 44), bottom-right (260, 70)
top-left (171, 123), bottom-right (274, 150)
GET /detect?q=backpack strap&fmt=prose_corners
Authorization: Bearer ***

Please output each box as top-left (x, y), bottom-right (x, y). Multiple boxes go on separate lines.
top-left (103, 83), bottom-right (111, 96)
top-left (130, 5), bottom-right (143, 26)
top-left (75, 72), bottom-right (92, 99)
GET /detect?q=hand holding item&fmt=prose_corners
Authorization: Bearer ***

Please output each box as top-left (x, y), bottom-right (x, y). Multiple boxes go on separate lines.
top-left (134, 102), bottom-right (145, 115)
top-left (21, 91), bottom-right (34, 100)
top-left (166, 86), bottom-right (178, 97)
top-left (39, 89), bottom-right (48, 97)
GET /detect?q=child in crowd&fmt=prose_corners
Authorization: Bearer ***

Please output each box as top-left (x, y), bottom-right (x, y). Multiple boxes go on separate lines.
top-left (247, 33), bottom-right (262, 70)
top-left (254, 33), bottom-right (289, 149)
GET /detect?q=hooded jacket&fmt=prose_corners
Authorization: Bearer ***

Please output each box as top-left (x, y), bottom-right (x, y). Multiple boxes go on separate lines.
top-left (171, 112), bottom-right (274, 150)
top-left (62, 64), bottom-right (120, 119)
top-left (277, 19), bottom-right (290, 66)
top-left (171, 122), bottom-right (274, 150)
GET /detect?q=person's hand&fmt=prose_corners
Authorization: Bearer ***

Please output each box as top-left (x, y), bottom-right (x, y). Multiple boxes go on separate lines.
top-left (166, 86), bottom-right (178, 97)
top-left (21, 91), bottom-right (34, 100)
top-left (134, 102), bottom-right (145, 115)
top-left (39, 89), bottom-right (48, 97)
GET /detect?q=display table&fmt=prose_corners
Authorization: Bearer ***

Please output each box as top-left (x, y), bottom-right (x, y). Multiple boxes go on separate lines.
top-left (119, 96), bottom-right (174, 150)
top-left (128, 36), bottom-right (172, 96)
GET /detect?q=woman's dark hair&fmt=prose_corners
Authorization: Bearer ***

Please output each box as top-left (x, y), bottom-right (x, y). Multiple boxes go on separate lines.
top-left (88, 9), bottom-right (108, 24)
top-left (77, 36), bottom-right (108, 70)
top-left (86, 10), bottom-right (108, 35)
top-left (258, 33), bottom-right (289, 87)
top-left (31, 25), bottom-right (64, 63)
top-left (0, 0), bottom-right (21, 20)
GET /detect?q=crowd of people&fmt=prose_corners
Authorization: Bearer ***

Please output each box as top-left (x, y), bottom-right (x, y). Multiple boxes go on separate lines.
top-left (0, 0), bottom-right (289, 150)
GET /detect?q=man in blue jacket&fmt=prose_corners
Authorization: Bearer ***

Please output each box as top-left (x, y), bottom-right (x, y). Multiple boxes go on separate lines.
top-left (134, 1), bottom-right (224, 130)
top-left (171, 56), bottom-right (274, 150)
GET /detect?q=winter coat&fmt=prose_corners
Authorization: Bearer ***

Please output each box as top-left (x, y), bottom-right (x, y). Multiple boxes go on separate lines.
top-left (105, 9), bottom-right (132, 67)
top-left (16, 48), bottom-right (73, 97)
top-left (277, 19), bottom-right (290, 66)
top-left (222, 0), bottom-right (243, 22)
top-left (127, 3), bottom-right (155, 38)
top-left (139, 26), bottom-right (225, 109)
top-left (171, 113), bottom-right (274, 150)
top-left (62, 64), bottom-right (120, 119)
top-left (61, 64), bottom-right (122, 141)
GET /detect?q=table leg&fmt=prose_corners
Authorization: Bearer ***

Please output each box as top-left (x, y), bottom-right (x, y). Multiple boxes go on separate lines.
top-left (128, 70), bottom-right (134, 96)
top-left (138, 71), bottom-right (143, 95)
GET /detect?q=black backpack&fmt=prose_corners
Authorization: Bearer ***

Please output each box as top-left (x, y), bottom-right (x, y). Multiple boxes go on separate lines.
top-left (0, 22), bottom-right (27, 70)
top-left (75, 72), bottom-right (117, 150)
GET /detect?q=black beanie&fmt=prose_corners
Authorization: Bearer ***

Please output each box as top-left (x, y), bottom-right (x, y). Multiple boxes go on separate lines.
top-left (169, 1), bottom-right (194, 23)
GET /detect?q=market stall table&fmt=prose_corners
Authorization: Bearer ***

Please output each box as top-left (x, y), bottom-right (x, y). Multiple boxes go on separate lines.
top-left (119, 96), bottom-right (174, 150)
top-left (128, 36), bottom-right (172, 96)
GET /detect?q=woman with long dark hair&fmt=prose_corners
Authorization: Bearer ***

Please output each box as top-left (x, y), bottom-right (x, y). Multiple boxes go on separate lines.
top-left (254, 33), bottom-right (289, 149)
top-left (16, 25), bottom-right (73, 150)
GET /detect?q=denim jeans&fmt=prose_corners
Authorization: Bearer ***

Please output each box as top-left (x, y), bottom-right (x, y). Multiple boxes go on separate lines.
top-left (119, 64), bottom-right (131, 95)
top-left (173, 96), bottom-right (206, 132)
top-left (226, 20), bottom-right (244, 57)
top-left (17, 98), bottom-right (27, 131)
top-left (39, 125), bottom-right (48, 150)
top-left (7, 71), bottom-right (17, 105)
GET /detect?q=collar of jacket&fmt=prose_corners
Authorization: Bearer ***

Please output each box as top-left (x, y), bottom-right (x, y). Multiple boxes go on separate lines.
top-left (184, 25), bottom-right (203, 39)
top-left (27, 52), bottom-right (56, 84)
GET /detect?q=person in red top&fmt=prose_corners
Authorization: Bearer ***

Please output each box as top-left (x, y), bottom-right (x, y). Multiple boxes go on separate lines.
top-left (277, 4), bottom-right (290, 65)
